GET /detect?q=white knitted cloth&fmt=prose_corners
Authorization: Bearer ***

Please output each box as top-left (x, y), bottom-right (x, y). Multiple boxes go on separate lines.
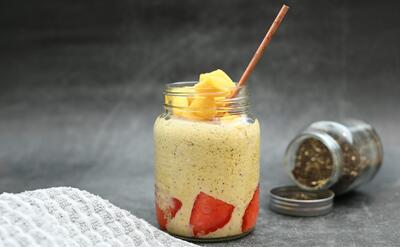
top-left (0, 187), bottom-right (197, 247)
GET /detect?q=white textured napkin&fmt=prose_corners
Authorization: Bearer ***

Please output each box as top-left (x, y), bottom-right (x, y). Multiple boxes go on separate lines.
top-left (0, 187), bottom-right (197, 247)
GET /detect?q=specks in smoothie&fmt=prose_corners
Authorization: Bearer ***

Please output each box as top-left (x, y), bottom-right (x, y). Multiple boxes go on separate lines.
top-left (183, 140), bottom-right (195, 146)
top-left (155, 117), bottom-right (260, 237)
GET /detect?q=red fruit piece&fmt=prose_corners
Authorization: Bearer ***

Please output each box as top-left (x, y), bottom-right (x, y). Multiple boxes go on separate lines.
top-left (156, 197), bottom-right (182, 230)
top-left (190, 192), bottom-right (235, 237)
top-left (170, 198), bottom-right (182, 217)
top-left (242, 185), bottom-right (260, 232)
top-left (156, 202), bottom-right (167, 230)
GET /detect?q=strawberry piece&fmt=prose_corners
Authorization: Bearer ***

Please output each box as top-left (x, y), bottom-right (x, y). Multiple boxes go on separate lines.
top-left (156, 202), bottom-right (167, 230)
top-left (170, 198), bottom-right (182, 217)
top-left (241, 186), bottom-right (260, 232)
top-left (190, 192), bottom-right (235, 237)
top-left (156, 197), bottom-right (182, 230)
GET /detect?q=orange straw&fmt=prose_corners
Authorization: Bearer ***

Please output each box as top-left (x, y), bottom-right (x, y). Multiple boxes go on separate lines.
top-left (230, 5), bottom-right (289, 98)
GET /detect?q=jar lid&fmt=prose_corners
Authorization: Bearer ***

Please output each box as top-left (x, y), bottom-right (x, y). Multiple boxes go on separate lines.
top-left (269, 186), bottom-right (334, 216)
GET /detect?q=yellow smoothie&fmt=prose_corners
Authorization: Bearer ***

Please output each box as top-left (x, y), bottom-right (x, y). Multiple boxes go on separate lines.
top-left (154, 116), bottom-right (260, 238)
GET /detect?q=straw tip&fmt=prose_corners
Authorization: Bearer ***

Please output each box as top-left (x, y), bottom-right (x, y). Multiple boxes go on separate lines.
top-left (283, 4), bottom-right (290, 9)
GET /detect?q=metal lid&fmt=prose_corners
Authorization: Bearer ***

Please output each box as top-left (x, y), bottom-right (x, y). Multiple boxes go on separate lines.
top-left (269, 186), bottom-right (334, 217)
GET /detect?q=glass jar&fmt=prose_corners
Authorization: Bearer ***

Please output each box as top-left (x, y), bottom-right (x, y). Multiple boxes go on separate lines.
top-left (284, 120), bottom-right (383, 195)
top-left (154, 82), bottom-right (260, 242)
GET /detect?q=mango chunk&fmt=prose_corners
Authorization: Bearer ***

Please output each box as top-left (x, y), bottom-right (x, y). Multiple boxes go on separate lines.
top-left (215, 96), bottom-right (228, 107)
top-left (205, 69), bottom-right (232, 82)
top-left (165, 86), bottom-right (196, 117)
top-left (165, 95), bottom-right (188, 118)
top-left (220, 113), bottom-right (240, 121)
top-left (165, 70), bottom-right (237, 121)
top-left (188, 97), bottom-right (217, 120)
top-left (180, 111), bottom-right (205, 121)
top-left (195, 69), bottom-right (235, 96)
top-left (171, 96), bottom-right (189, 117)
top-left (181, 86), bottom-right (196, 104)
top-left (165, 86), bottom-right (195, 104)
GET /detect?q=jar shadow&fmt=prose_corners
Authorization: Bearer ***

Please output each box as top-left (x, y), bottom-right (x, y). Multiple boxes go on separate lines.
top-left (333, 190), bottom-right (372, 207)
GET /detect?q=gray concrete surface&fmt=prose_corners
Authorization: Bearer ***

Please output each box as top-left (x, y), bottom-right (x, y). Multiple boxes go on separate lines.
top-left (0, 0), bottom-right (399, 246)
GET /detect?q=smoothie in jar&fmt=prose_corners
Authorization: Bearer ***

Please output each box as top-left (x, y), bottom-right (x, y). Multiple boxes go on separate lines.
top-left (154, 70), bottom-right (260, 241)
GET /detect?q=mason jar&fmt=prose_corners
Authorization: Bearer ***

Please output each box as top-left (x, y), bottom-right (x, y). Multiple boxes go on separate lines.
top-left (154, 82), bottom-right (260, 242)
top-left (284, 120), bottom-right (383, 195)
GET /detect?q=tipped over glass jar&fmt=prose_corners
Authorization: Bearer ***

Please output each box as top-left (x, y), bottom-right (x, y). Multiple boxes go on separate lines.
top-left (283, 120), bottom-right (383, 195)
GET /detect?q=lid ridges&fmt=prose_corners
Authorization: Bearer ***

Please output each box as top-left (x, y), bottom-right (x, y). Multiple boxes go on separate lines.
top-left (269, 186), bottom-right (334, 217)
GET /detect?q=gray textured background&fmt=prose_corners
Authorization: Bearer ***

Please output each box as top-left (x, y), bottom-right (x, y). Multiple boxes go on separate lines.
top-left (1, 0), bottom-right (399, 246)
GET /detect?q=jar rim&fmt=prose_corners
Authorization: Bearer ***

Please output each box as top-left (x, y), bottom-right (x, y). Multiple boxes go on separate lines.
top-left (163, 81), bottom-right (250, 116)
top-left (283, 131), bottom-right (343, 191)
top-left (165, 80), bottom-right (245, 87)
top-left (164, 81), bottom-right (246, 97)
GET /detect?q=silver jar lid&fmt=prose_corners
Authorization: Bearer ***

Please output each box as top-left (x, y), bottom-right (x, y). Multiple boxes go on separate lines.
top-left (269, 186), bottom-right (334, 216)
